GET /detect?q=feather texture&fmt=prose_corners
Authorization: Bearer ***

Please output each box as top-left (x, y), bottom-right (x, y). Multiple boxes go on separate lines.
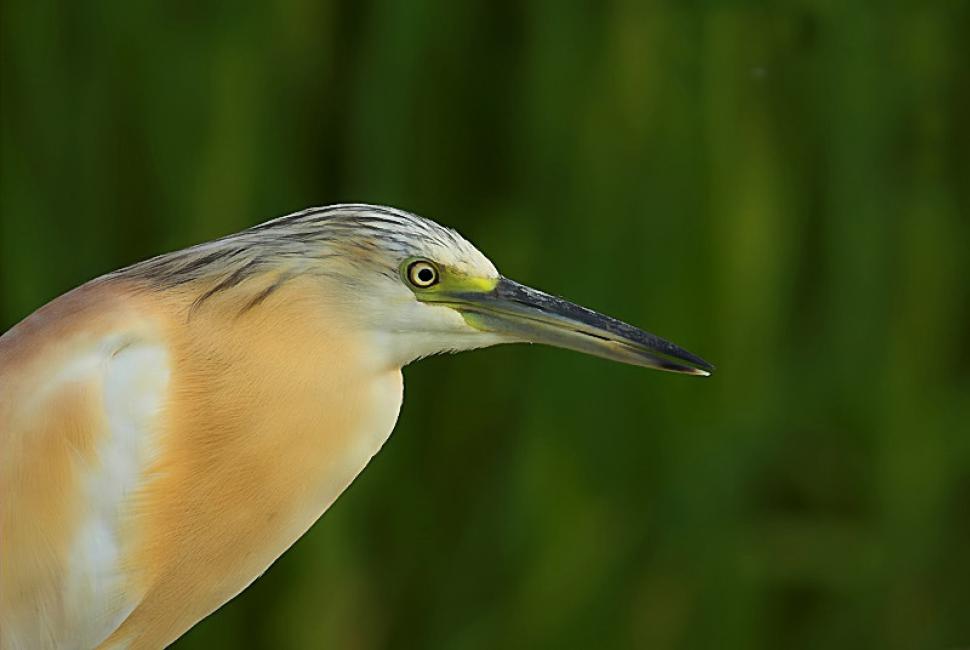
top-left (1, 274), bottom-right (403, 648)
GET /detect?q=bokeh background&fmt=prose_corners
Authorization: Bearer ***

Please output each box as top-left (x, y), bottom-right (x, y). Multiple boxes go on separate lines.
top-left (2, 2), bottom-right (969, 648)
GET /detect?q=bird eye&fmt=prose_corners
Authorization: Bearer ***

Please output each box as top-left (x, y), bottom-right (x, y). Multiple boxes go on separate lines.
top-left (406, 260), bottom-right (439, 288)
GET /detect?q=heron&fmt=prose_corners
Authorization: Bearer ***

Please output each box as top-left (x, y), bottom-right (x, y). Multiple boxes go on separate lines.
top-left (0, 204), bottom-right (713, 649)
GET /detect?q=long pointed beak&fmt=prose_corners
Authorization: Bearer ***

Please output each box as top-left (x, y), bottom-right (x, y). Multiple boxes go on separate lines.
top-left (448, 277), bottom-right (714, 376)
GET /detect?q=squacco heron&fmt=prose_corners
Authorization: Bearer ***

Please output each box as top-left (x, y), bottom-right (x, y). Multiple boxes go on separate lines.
top-left (0, 204), bottom-right (713, 648)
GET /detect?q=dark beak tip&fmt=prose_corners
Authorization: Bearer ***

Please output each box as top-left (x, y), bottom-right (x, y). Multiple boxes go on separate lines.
top-left (656, 345), bottom-right (715, 376)
top-left (660, 360), bottom-right (714, 377)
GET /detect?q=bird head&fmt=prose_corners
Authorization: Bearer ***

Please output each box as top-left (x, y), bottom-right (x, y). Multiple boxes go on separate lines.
top-left (124, 204), bottom-right (713, 375)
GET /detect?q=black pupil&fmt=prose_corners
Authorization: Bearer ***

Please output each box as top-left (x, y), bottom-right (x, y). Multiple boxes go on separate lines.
top-left (416, 266), bottom-right (434, 283)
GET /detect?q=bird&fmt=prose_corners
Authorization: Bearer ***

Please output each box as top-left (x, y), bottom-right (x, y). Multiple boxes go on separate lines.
top-left (0, 204), bottom-right (713, 649)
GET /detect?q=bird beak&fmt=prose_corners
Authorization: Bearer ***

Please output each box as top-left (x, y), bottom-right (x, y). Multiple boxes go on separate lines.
top-left (446, 277), bottom-right (714, 376)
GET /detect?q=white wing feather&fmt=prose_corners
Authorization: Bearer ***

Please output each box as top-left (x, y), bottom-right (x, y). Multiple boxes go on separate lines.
top-left (0, 331), bottom-right (169, 650)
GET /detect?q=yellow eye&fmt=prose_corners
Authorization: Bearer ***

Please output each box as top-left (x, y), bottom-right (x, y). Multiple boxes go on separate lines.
top-left (406, 260), bottom-right (439, 288)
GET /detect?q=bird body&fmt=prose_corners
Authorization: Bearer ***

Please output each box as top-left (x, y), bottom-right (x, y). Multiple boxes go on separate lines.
top-left (2, 274), bottom-right (403, 648)
top-left (1, 205), bottom-right (712, 648)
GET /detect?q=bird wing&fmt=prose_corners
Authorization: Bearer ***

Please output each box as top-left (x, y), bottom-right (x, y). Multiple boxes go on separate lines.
top-left (0, 283), bottom-right (169, 650)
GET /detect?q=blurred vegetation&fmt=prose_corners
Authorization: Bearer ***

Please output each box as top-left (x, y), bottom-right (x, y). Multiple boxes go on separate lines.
top-left (2, 1), bottom-right (969, 649)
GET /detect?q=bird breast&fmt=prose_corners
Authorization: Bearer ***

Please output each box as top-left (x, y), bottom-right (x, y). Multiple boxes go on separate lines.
top-left (105, 277), bottom-right (405, 647)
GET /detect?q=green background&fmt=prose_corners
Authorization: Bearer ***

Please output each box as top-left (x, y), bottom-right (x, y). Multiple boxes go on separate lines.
top-left (2, 2), bottom-right (968, 648)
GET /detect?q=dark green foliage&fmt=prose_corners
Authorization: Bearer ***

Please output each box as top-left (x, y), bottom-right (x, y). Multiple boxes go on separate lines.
top-left (1, 2), bottom-right (968, 648)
